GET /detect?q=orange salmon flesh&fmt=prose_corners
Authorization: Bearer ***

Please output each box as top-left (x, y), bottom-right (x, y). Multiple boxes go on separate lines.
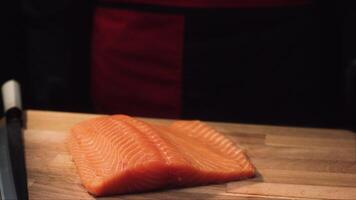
top-left (68, 115), bottom-right (255, 196)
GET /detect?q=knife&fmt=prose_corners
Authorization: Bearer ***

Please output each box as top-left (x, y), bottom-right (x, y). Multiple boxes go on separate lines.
top-left (0, 80), bottom-right (28, 200)
top-left (0, 120), bottom-right (17, 200)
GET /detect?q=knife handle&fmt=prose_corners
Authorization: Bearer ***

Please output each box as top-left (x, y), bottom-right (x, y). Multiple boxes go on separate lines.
top-left (1, 80), bottom-right (23, 125)
top-left (1, 80), bottom-right (28, 199)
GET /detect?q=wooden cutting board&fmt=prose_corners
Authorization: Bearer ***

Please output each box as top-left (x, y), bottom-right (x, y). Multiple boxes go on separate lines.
top-left (25, 110), bottom-right (356, 200)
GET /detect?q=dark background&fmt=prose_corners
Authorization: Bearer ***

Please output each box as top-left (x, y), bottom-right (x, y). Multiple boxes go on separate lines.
top-left (2, 1), bottom-right (356, 130)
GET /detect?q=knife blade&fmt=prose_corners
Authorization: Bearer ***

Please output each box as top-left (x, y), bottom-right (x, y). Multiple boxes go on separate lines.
top-left (0, 80), bottom-right (28, 200)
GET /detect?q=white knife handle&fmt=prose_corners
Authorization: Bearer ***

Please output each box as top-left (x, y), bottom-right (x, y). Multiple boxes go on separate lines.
top-left (1, 80), bottom-right (22, 112)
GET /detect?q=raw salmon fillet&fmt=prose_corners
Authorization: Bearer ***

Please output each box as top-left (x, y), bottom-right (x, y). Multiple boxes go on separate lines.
top-left (68, 115), bottom-right (255, 196)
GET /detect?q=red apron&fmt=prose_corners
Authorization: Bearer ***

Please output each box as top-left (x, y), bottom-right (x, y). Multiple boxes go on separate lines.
top-left (91, 0), bottom-right (311, 118)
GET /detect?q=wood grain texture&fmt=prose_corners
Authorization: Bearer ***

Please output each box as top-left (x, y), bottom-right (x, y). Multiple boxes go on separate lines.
top-left (24, 110), bottom-right (356, 200)
top-left (227, 181), bottom-right (356, 200)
